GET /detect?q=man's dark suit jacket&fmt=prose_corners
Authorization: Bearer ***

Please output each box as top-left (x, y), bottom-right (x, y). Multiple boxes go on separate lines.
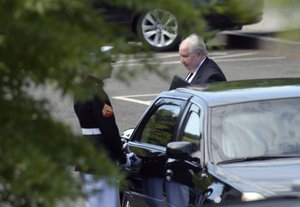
top-left (190, 57), bottom-right (226, 84)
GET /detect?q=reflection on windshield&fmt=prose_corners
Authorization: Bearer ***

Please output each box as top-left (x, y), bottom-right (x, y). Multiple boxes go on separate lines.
top-left (211, 98), bottom-right (300, 163)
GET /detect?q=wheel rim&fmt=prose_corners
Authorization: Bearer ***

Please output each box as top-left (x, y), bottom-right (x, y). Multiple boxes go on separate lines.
top-left (141, 9), bottom-right (178, 48)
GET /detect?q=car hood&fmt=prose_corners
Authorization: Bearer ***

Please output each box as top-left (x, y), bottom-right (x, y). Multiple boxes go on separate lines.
top-left (212, 158), bottom-right (300, 196)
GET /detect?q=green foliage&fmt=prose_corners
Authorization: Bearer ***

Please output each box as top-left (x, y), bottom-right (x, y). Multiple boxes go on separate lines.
top-left (0, 0), bottom-right (201, 205)
top-left (0, 0), bottom-right (278, 204)
top-left (0, 91), bottom-right (122, 206)
top-left (0, 0), bottom-right (218, 206)
top-left (0, 0), bottom-right (130, 206)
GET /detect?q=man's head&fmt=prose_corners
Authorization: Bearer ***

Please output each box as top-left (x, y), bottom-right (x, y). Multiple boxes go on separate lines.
top-left (90, 45), bottom-right (114, 80)
top-left (179, 34), bottom-right (207, 72)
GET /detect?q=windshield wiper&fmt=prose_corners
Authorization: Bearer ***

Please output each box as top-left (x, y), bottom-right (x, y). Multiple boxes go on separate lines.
top-left (218, 154), bottom-right (300, 164)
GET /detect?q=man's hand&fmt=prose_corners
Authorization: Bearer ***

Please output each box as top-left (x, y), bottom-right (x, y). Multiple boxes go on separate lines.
top-left (130, 153), bottom-right (142, 168)
top-left (121, 152), bottom-right (134, 168)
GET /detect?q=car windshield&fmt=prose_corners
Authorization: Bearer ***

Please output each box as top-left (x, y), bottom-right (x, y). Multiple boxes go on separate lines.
top-left (210, 97), bottom-right (300, 164)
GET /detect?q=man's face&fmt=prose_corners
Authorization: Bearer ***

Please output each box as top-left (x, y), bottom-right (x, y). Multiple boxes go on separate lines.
top-left (99, 63), bottom-right (113, 80)
top-left (179, 43), bottom-right (202, 72)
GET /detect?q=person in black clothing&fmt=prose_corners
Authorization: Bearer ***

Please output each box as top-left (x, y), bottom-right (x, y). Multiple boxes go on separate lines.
top-left (179, 33), bottom-right (227, 84)
top-left (73, 47), bottom-right (132, 207)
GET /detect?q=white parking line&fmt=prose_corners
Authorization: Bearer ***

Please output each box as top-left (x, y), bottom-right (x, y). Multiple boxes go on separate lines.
top-left (145, 56), bottom-right (285, 65)
top-left (213, 52), bottom-right (257, 59)
top-left (153, 51), bottom-right (228, 59)
top-left (113, 94), bottom-right (158, 106)
top-left (215, 56), bottom-right (286, 62)
top-left (114, 51), bottom-right (229, 66)
top-left (114, 93), bottom-right (159, 97)
top-left (114, 51), bottom-right (285, 66)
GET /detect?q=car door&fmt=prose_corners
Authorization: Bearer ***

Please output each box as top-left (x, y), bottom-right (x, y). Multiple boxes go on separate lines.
top-left (122, 97), bottom-right (189, 207)
top-left (166, 101), bottom-right (203, 176)
top-left (122, 96), bottom-right (205, 207)
top-left (164, 101), bottom-right (205, 206)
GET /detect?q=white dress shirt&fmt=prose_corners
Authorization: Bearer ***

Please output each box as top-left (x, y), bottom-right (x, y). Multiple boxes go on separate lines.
top-left (185, 57), bottom-right (206, 83)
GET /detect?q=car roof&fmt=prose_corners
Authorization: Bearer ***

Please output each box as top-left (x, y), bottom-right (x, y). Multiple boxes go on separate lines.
top-left (163, 78), bottom-right (300, 107)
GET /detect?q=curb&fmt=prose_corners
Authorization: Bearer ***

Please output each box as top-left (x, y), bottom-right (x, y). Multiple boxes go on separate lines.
top-left (213, 30), bottom-right (300, 53)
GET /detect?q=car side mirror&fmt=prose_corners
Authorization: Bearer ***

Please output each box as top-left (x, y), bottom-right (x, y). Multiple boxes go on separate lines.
top-left (121, 128), bottom-right (134, 141)
top-left (166, 141), bottom-right (194, 160)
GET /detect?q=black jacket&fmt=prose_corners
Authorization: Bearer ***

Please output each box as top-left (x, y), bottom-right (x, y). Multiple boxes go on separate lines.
top-left (73, 77), bottom-right (126, 165)
top-left (190, 57), bottom-right (226, 84)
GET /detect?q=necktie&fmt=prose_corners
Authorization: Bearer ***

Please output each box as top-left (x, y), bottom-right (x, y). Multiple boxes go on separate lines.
top-left (186, 73), bottom-right (193, 82)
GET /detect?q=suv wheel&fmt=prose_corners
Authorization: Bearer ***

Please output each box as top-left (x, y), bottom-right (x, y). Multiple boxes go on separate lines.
top-left (137, 9), bottom-right (180, 52)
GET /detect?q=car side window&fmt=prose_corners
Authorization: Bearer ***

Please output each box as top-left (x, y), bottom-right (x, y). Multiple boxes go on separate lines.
top-left (181, 104), bottom-right (202, 150)
top-left (139, 104), bottom-right (181, 147)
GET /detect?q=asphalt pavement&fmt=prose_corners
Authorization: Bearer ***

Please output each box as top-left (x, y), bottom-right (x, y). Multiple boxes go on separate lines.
top-left (48, 1), bottom-right (300, 206)
top-left (49, 0), bottom-right (300, 136)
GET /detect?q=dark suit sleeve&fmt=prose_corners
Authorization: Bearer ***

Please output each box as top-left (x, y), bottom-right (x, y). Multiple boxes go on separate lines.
top-left (200, 58), bottom-right (227, 83)
top-left (91, 95), bottom-right (127, 164)
top-left (207, 73), bottom-right (227, 83)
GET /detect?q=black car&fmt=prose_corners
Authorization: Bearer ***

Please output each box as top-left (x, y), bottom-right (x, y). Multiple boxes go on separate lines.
top-left (93, 0), bottom-right (264, 51)
top-left (220, 196), bottom-right (300, 207)
top-left (121, 78), bottom-right (300, 207)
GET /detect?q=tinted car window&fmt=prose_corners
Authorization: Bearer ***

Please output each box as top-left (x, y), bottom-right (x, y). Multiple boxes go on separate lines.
top-left (211, 98), bottom-right (300, 163)
top-left (182, 104), bottom-right (202, 150)
top-left (140, 104), bottom-right (181, 147)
